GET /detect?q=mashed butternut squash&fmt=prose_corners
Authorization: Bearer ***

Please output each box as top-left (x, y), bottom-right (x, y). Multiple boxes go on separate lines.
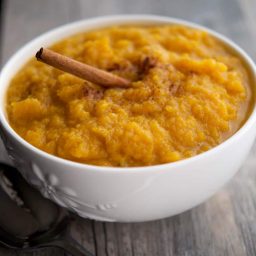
top-left (6, 25), bottom-right (252, 166)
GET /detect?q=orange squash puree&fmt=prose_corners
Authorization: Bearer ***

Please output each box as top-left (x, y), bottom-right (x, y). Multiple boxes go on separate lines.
top-left (6, 25), bottom-right (252, 167)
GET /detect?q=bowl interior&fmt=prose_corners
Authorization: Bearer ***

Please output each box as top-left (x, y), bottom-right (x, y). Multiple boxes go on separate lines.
top-left (0, 15), bottom-right (256, 172)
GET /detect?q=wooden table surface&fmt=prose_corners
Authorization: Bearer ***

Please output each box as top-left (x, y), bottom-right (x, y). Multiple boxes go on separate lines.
top-left (1, 0), bottom-right (256, 255)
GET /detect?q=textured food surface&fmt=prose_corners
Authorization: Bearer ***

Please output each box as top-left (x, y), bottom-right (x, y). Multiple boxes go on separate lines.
top-left (6, 25), bottom-right (252, 167)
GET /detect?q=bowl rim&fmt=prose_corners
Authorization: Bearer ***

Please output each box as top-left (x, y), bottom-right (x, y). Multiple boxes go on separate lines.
top-left (0, 14), bottom-right (256, 173)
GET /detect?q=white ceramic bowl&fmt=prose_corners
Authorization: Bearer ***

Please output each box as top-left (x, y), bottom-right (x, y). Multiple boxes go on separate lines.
top-left (0, 15), bottom-right (256, 222)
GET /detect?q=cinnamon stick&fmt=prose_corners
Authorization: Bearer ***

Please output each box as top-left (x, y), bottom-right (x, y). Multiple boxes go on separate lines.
top-left (35, 48), bottom-right (131, 88)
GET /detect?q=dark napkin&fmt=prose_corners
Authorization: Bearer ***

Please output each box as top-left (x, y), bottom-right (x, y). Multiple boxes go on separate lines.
top-left (0, 164), bottom-right (59, 238)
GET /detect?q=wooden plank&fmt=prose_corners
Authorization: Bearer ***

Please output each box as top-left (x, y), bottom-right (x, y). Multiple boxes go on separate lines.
top-left (0, 0), bottom-right (4, 66)
top-left (18, 248), bottom-right (64, 256)
top-left (1, 0), bottom-right (256, 255)
top-left (237, 0), bottom-right (256, 60)
top-left (228, 146), bottom-right (256, 255)
top-left (70, 218), bottom-right (96, 255)
top-left (93, 221), bottom-right (107, 256)
top-left (1, 0), bottom-right (70, 64)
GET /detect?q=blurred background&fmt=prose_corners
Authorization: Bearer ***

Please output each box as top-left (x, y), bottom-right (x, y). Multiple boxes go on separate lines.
top-left (0, 0), bottom-right (256, 256)
top-left (1, 0), bottom-right (256, 65)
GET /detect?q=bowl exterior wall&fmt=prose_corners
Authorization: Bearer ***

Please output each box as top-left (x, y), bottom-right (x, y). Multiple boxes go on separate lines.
top-left (0, 15), bottom-right (256, 222)
top-left (1, 122), bottom-right (255, 222)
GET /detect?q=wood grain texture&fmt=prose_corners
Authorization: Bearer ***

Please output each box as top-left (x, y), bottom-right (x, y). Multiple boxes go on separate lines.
top-left (0, 0), bottom-right (3, 66)
top-left (1, 0), bottom-right (256, 255)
